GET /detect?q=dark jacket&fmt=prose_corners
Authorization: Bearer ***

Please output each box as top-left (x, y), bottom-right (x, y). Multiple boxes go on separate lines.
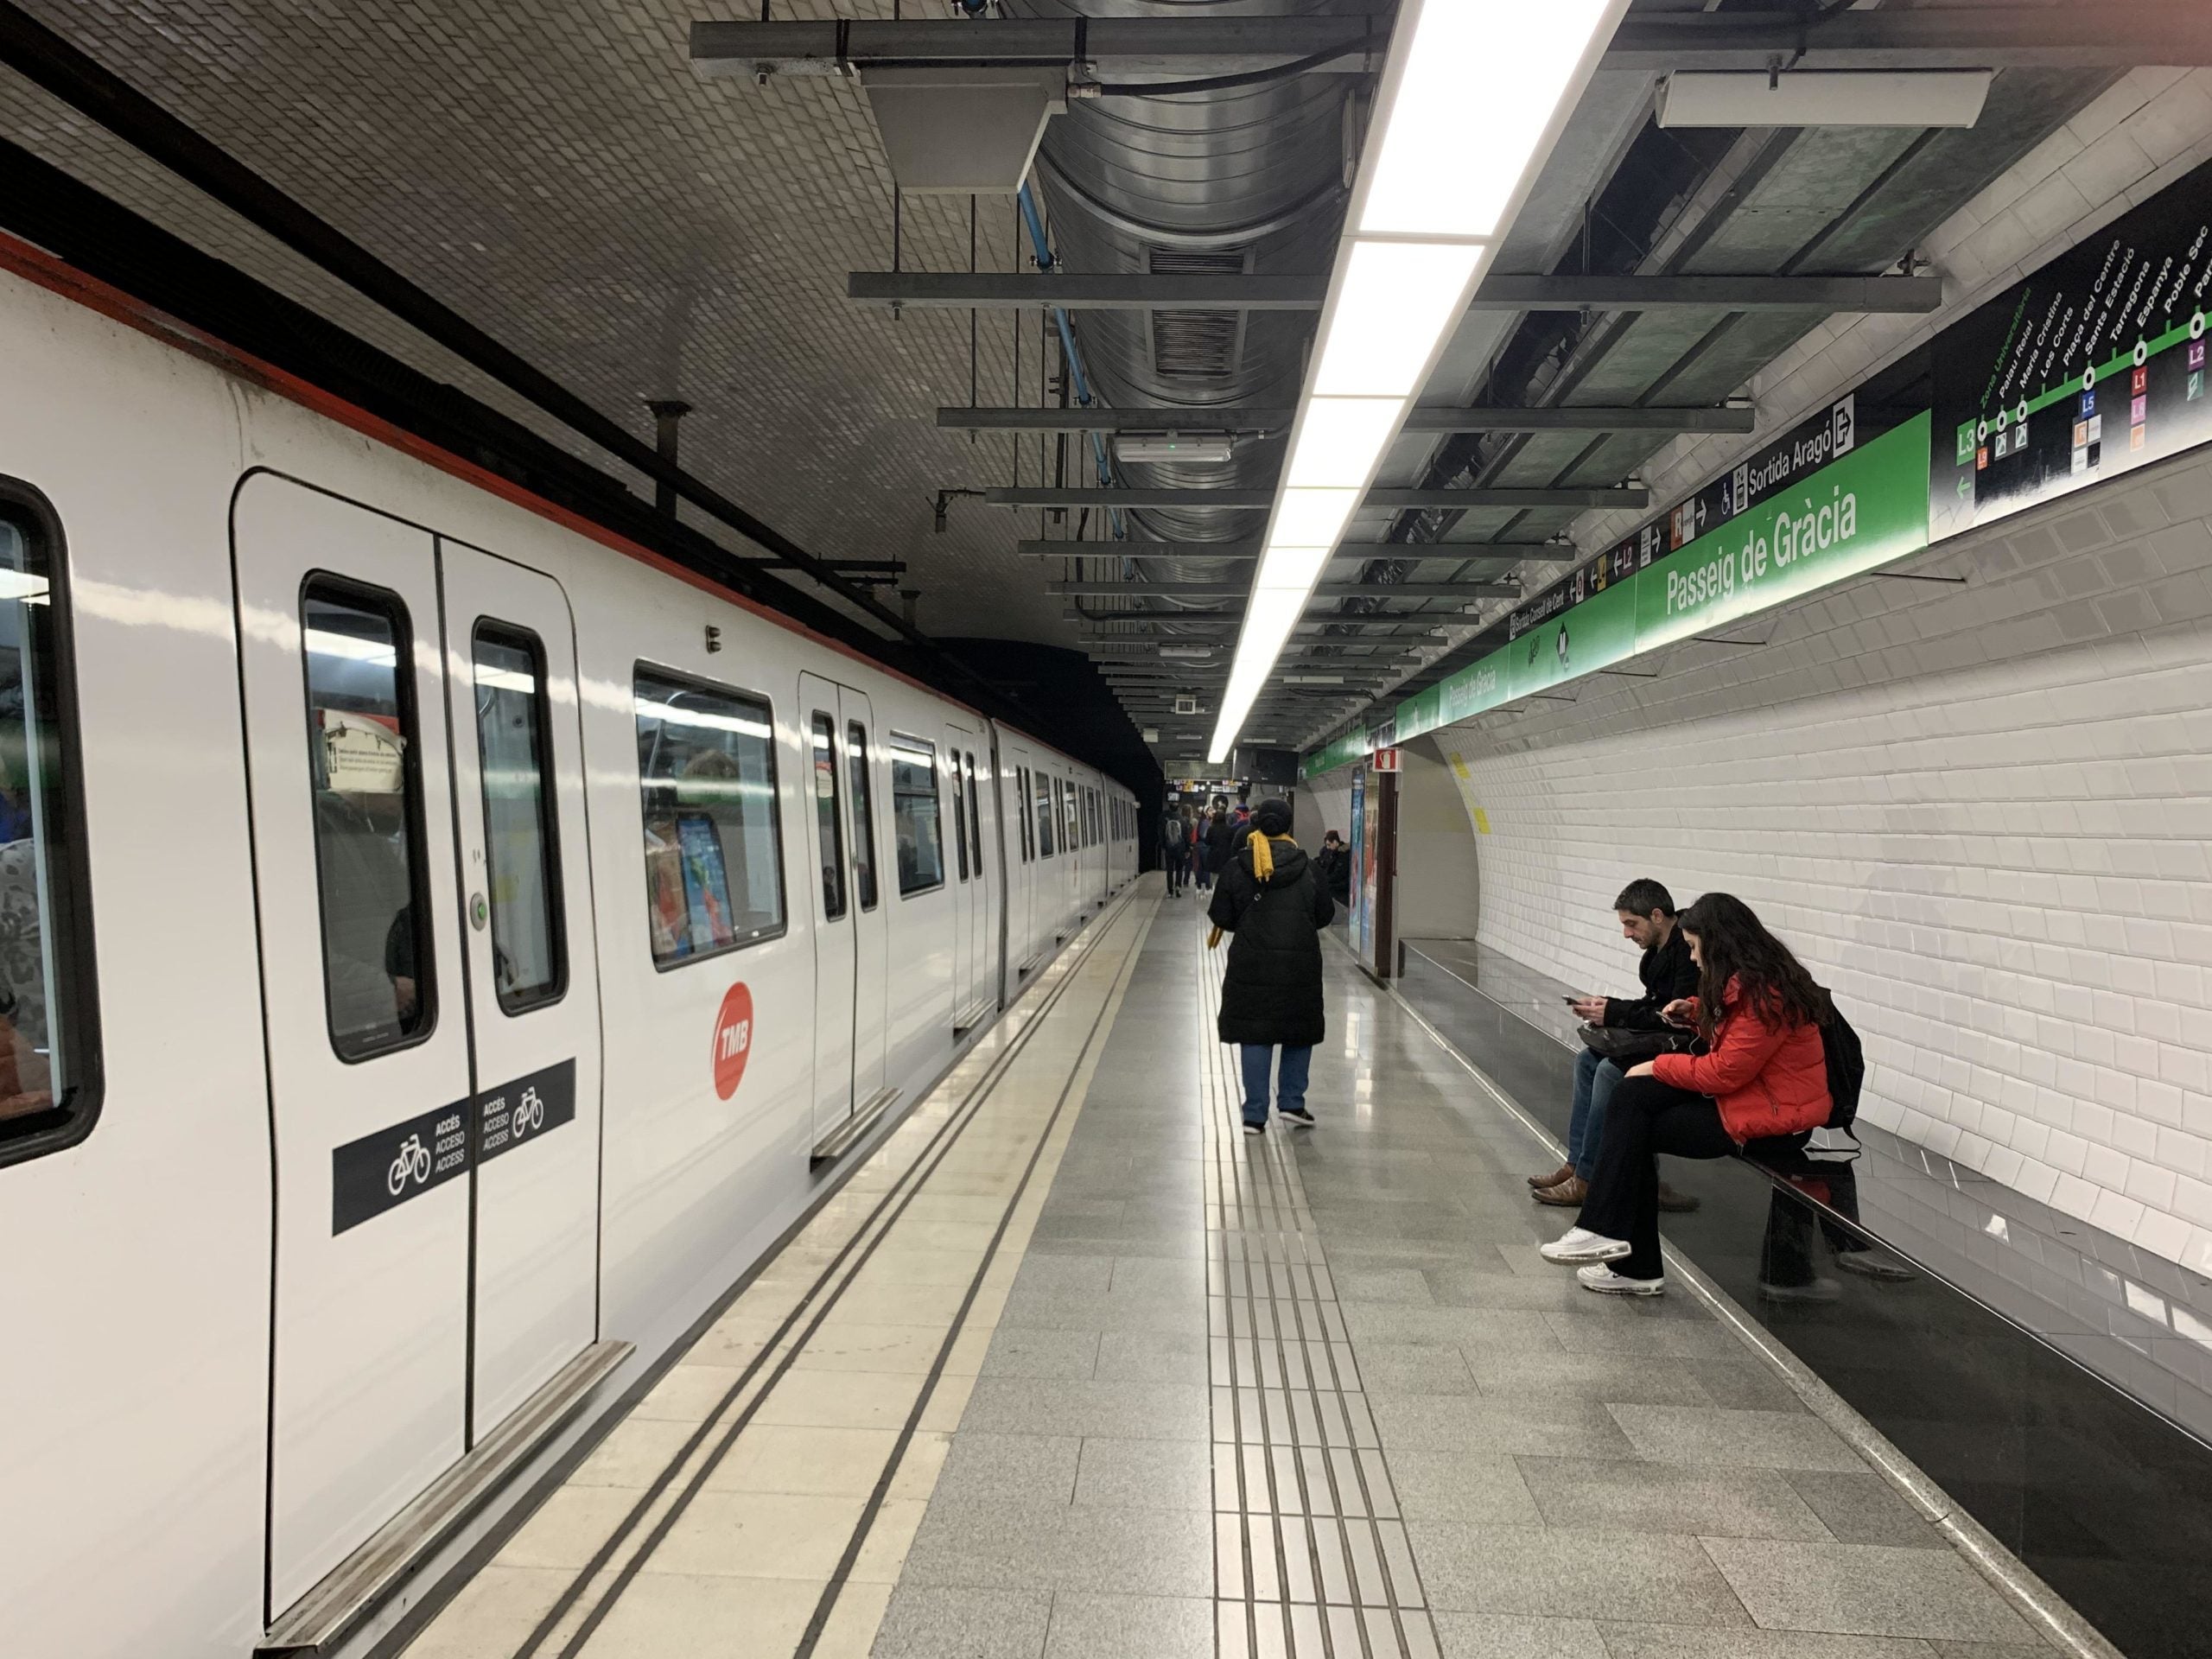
top-left (1317, 844), bottom-right (1351, 903)
top-left (1208, 838), bottom-right (1334, 1047)
top-left (1202, 814), bottom-right (1236, 871)
top-left (1604, 924), bottom-right (1699, 1030)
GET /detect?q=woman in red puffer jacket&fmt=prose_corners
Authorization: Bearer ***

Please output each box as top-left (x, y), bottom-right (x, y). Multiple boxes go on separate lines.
top-left (1538, 892), bottom-right (1832, 1295)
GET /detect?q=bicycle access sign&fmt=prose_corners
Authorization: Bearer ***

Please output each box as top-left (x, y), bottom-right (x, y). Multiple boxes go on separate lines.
top-left (330, 1058), bottom-right (578, 1235)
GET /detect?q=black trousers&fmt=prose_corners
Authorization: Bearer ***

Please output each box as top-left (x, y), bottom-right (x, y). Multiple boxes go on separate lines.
top-left (1580, 1076), bottom-right (1741, 1280)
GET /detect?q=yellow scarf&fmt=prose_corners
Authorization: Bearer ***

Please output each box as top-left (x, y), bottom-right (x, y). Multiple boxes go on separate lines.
top-left (1209, 833), bottom-right (1298, 950)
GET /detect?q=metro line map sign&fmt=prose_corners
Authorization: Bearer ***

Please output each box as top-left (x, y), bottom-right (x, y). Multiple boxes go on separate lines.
top-left (1295, 153), bottom-right (2212, 770)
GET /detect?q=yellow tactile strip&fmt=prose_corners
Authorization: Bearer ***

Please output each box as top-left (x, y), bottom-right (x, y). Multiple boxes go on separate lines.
top-left (405, 888), bottom-right (1158, 1659)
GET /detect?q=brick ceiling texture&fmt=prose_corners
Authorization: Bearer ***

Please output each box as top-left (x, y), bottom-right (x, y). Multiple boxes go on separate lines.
top-left (0, 0), bottom-right (1074, 644)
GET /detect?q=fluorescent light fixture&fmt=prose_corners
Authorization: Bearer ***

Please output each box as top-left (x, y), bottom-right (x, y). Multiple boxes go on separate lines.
top-left (1207, 0), bottom-right (1630, 765)
top-left (1658, 70), bottom-right (1992, 130)
top-left (1358, 0), bottom-right (1617, 238)
top-left (1115, 431), bottom-right (1238, 464)
top-left (1284, 397), bottom-right (1409, 488)
top-left (1270, 487), bottom-right (1362, 550)
top-left (1313, 242), bottom-right (1487, 397)
top-left (1251, 543), bottom-right (1334, 594)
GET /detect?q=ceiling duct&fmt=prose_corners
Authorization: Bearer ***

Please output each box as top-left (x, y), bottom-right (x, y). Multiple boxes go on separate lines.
top-left (1148, 245), bottom-right (1249, 381)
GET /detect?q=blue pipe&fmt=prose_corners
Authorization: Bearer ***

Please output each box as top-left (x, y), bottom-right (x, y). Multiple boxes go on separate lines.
top-left (1018, 182), bottom-right (1126, 542)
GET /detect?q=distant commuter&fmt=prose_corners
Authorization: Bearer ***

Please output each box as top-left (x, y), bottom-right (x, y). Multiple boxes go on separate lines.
top-left (1317, 830), bottom-right (1351, 906)
top-left (1208, 798), bottom-right (1335, 1135)
top-left (1160, 806), bottom-right (1191, 896)
top-left (1199, 804), bottom-right (1234, 893)
top-left (1530, 878), bottom-right (1701, 1211)
top-left (1541, 893), bottom-right (1834, 1295)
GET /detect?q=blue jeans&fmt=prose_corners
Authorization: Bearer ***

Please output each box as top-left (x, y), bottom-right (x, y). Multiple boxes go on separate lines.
top-left (1241, 1044), bottom-right (1313, 1125)
top-left (1567, 1046), bottom-right (1625, 1180)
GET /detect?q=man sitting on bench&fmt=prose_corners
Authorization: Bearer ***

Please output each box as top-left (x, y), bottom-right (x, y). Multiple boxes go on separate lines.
top-left (1529, 878), bottom-right (1702, 1211)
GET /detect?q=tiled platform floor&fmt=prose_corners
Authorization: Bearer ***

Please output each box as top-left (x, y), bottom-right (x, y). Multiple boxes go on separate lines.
top-left (404, 882), bottom-right (2073, 1659)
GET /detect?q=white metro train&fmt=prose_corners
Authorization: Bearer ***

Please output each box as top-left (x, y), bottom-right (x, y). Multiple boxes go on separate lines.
top-left (0, 237), bottom-right (1138, 1659)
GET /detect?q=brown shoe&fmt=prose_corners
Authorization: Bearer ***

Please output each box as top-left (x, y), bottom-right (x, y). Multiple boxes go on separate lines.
top-left (1656, 1182), bottom-right (1700, 1213)
top-left (1533, 1176), bottom-right (1589, 1207)
top-left (1527, 1161), bottom-right (1574, 1190)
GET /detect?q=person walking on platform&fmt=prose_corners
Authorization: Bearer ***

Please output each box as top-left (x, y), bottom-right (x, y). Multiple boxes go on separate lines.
top-left (1539, 893), bottom-right (1833, 1295)
top-left (1208, 798), bottom-right (1334, 1135)
top-left (1198, 803), bottom-right (1234, 893)
top-left (1529, 878), bottom-right (1701, 1211)
top-left (1160, 805), bottom-right (1192, 896)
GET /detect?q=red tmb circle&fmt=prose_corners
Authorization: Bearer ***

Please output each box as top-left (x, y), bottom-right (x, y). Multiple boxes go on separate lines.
top-left (711, 982), bottom-right (754, 1101)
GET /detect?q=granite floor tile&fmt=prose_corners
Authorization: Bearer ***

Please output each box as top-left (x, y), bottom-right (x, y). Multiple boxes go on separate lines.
top-left (1428, 1611), bottom-right (1611, 1659)
top-left (899, 1496), bottom-right (1214, 1597)
top-left (1383, 1447), bottom-right (1545, 1526)
top-left (1371, 1393), bottom-right (1636, 1457)
top-left (1092, 1329), bottom-right (1211, 1384)
top-left (1515, 1456), bottom-right (1831, 1540)
top-left (1043, 1592), bottom-right (1214, 1657)
top-left (1353, 1339), bottom-right (1482, 1396)
top-left (1407, 1521), bottom-right (1753, 1624)
top-left (979, 1326), bottom-right (1103, 1381)
top-left (1544, 1315), bottom-right (1747, 1361)
top-left (1779, 1472), bottom-right (1948, 1549)
top-left (1700, 1540), bottom-right (2037, 1643)
top-left (1071, 1436), bottom-right (1213, 1511)
top-left (1009, 1254), bottom-right (1116, 1295)
top-left (1466, 1348), bottom-right (1716, 1408)
top-left (1593, 1624), bottom-right (1944, 1659)
top-left (1687, 1360), bottom-right (1813, 1413)
top-left (931, 1433), bottom-right (1081, 1505)
top-left (1605, 1406), bottom-right (1863, 1474)
top-left (1344, 1303), bottom-right (1565, 1351)
top-left (869, 1584), bottom-right (1052, 1659)
top-left (958, 1376), bottom-right (1211, 1440)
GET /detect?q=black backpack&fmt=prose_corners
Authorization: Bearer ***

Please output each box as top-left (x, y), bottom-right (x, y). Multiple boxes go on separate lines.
top-left (1821, 1001), bottom-right (1865, 1130)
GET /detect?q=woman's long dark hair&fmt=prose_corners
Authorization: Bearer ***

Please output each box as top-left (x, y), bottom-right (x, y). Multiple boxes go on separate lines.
top-left (1678, 893), bottom-right (1830, 1040)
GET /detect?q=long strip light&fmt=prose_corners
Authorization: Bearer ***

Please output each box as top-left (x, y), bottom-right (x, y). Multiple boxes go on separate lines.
top-left (1208, 0), bottom-right (1632, 763)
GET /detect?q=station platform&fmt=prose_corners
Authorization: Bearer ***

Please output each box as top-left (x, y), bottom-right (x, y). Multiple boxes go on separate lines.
top-left (404, 880), bottom-right (2085, 1659)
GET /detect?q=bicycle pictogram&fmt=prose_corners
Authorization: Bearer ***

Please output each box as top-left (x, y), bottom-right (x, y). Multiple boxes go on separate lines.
top-left (386, 1133), bottom-right (432, 1197)
top-left (511, 1086), bottom-right (545, 1138)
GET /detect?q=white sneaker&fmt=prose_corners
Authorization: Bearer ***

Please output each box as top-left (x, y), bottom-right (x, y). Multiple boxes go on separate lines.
top-left (1539, 1227), bottom-right (1630, 1264)
top-left (1578, 1262), bottom-right (1664, 1296)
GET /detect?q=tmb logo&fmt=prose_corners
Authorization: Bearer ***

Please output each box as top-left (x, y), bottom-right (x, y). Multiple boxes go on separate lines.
top-left (712, 982), bottom-right (755, 1101)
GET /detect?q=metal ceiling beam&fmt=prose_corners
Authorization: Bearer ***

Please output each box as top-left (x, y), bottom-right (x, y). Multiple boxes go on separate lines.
top-left (855, 272), bottom-right (1941, 312)
top-left (994, 486), bottom-right (1647, 509)
top-left (1603, 8), bottom-right (2212, 73)
top-left (1056, 581), bottom-right (1518, 600)
top-left (951, 406), bottom-right (1757, 435)
top-left (690, 16), bottom-right (1383, 79)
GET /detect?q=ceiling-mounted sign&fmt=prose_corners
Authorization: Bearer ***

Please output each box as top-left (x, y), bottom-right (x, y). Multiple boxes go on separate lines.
top-left (1370, 747), bottom-right (1401, 772)
top-left (1932, 158), bottom-right (2212, 543)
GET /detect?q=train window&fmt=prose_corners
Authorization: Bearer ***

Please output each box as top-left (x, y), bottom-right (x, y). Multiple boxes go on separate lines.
top-left (964, 753), bottom-right (983, 879)
top-left (1063, 780), bottom-right (1079, 852)
top-left (950, 749), bottom-right (969, 882)
top-left (891, 734), bottom-right (945, 896)
top-left (810, 714), bottom-right (845, 920)
top-left (0, 486), bottom-right (99, 1166)
top-left (1034, 771), bottom-right (1053, 859)
top-left (635, 667), bottom-right (785, 967)
top-left (474, 624), bottom-right (566, 1014)
top-left (848, 722), bottom-right (878, 909)
top-left (1016, 766), bottom-right (1032, 862)
top-left (303, 580), bottom-right (435, 1060)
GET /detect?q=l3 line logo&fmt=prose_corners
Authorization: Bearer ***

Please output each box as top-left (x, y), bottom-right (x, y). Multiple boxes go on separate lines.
top-left (329, 1058), bottom-right (579, 1235)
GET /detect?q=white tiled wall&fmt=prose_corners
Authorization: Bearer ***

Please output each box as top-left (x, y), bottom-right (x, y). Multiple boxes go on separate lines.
top-left (1440, 445), bottom-right (2212, 1276)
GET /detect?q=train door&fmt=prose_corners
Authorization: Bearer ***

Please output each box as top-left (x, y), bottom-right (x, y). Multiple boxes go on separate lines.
top-left (234, 476), bottom-right (601, 1615)
top-left (945, 720), bottom-right (979, 1029)
top-left (801, 674), bottom-right (888, 1150)
top-left (440, 540), bottom-right (602, 1433)
top-left (959, 742), bottom-right (991, 1024)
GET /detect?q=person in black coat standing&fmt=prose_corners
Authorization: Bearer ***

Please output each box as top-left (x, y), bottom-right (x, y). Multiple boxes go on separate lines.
top-left (1207, 798), bottom-right (1335, 1135)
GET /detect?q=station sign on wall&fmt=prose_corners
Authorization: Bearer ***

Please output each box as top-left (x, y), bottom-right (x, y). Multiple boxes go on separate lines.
top-left (1300, 151), bottom-right (2212, 770)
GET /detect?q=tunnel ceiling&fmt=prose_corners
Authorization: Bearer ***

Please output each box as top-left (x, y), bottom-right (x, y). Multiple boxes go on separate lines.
top-left (0, 2), bottom-right (2131, 768)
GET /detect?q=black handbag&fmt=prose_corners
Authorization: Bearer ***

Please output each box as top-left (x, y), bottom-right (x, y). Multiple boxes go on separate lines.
top-left (1578, 1022), bottom-right (1696, 1066)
